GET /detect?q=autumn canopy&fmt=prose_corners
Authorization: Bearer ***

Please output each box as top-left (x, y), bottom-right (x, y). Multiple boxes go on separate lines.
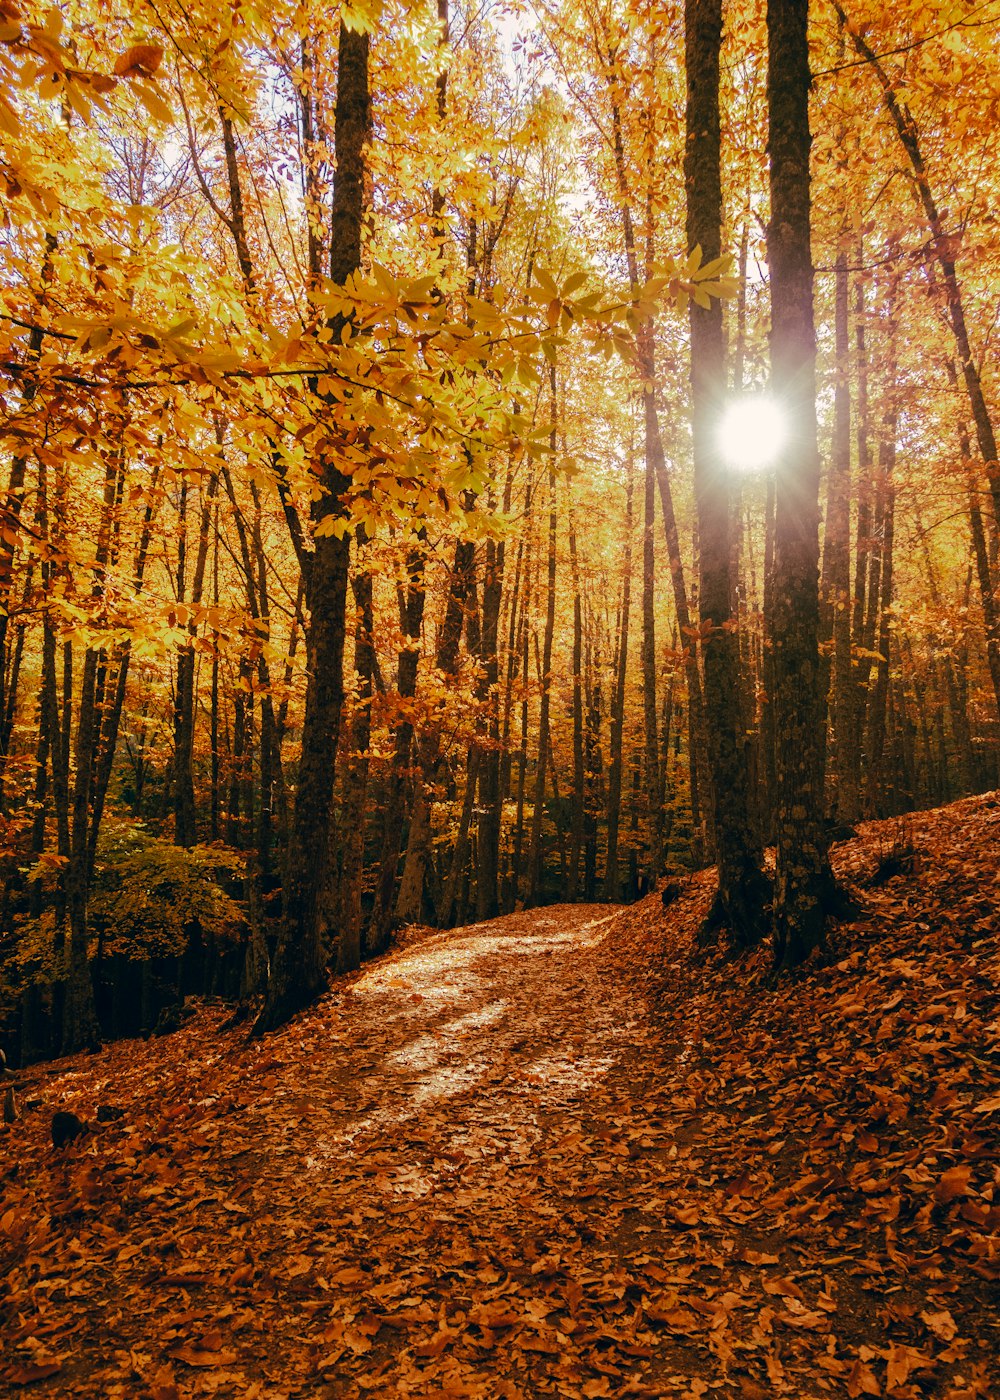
top-left (1, 0), bottom-right (999, 1391)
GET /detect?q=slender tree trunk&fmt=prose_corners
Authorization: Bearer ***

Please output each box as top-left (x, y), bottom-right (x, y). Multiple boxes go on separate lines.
top-left (510, 523), bottom-right (532, 907)
top-left (822, 249), bottom-right (853, 819)
top-left (370, 540), bottom-right (426, 950)
top-left (397, 528), bottom-right (476, 923)
top-left (173, 471), bottom-right (220, 847)
top-left (583, 603), bottom-right (603, 900)
top-left (337, 529), bottom-right (376, 972)
top-left (476, 526), bottom-right (504, 919)
top-left (527, 368), bottom-right (558, 905)
top-left (839, 7), bottom-right (1000, 537)
top-left (62, 436), bottom-right (126, 1052)
top-left (440, 750), bottom-right (480, 927)
top-left (844, 254), bottom-right (874, 815)
top-left (760, 474), bottom-right (777, 834)
top-left (604, 465), bottom-right (634, 900)
top-left (567, 496), bottom-right (585, 900)
top-left (864, 267), bottom-right (898, 814)
top-left (0, 240), bottom-right (55, 798)
top-left (940, 359), bottom-right (1000, 726)
top-left (686, 0), bottom-right (768, 946)
top-left (640, 401), bottom-right (661, 883)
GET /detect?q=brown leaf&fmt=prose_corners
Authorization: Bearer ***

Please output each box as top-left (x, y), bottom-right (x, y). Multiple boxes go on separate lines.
top-left (5, 1361), bottom-right (63, 1385)
top-left (738, 1380), bottom-right (769, 1400)
top-left (413, 1330), bottom-right (454, 1358)
top-left (113, 43), bottom-right (164, 78)
top-left (933, 1164), bottom-right (972, 1204)
top-left (920, 1308), bottom-right (957, 1342)
top-left (886, 1343), bottom-right (912, 1388)
top-left (168, 1346), bottom-right (239, 1367)
top-left (846, 1359), bottom-right (880, 1398)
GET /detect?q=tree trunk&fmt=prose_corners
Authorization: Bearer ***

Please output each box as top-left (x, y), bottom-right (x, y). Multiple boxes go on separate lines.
top-left (370, 540), bottom-right (426, 951)
top-left (839, 7), bottom-right (1000, 537)
top-left (567, 496), bottom-right (585, 900)
top-left (604, 464), bottom-right (634, 901)
top-left (767, 0), bottom-right (836, 969)
top-left (821, 249), bottom-right (854, 820)
top-left (686, 0), bottom-right (768, 947)
top-left (254, 20), bottom-right (369, 1033)
top-left (173, 471), bottom-right (220, 847)
top-left (527, 369), bottom-right (558, 906)
top-left (337, 530), bottom-right (376, 972)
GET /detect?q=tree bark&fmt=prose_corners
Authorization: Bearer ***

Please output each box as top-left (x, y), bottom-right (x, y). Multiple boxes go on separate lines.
top-left (767, 0), bottom-right (836, 968)
top-left (567, 494), bottom-right (585, 900)
top-left (686, 0), bottom-right (768, 947)
top-left (527, 367), bottom-right (558, 905)
top-left (254, 20), bottom-right (369, 1033)
top-left (604, 464), bottom-right (634, 901)
top-left (821, 250), bottom-right (854, 820)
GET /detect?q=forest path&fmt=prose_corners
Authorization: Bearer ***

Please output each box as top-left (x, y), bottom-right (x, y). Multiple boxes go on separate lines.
top-left (231, 901), bottom-right (702, 1398)
top-left (5, 901), bottom-right (722, 1400)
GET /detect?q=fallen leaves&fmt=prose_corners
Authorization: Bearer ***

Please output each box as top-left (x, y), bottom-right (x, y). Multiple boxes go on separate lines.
top-left (4, 1360), bottom-right (62, 1385)
top-left (1, 797), bottom-right (998, 1396)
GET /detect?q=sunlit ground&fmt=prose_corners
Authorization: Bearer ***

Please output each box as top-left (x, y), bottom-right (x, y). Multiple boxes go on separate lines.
top-left (272, 909), bottom-right (626, 1179)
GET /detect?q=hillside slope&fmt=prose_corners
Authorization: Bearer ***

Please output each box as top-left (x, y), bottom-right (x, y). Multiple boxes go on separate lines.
top-left (1, 794), bottom-right (998, 1399)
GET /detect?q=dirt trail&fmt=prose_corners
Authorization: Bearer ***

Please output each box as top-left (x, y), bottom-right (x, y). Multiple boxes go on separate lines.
top-left (232, 902), bottom-right (695, 1397)
top-left (3, 904), bottom-right (715, 1400)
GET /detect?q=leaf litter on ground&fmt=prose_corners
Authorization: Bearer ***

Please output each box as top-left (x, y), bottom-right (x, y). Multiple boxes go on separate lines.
top-left (1, 792), bottom-right (998, 1398)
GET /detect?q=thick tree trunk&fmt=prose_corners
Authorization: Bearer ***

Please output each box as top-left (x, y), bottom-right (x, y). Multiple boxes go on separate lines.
top-left (254, 21), bottom-right (369, 1033)
top-left (767, 0), bottom-right (836, 968)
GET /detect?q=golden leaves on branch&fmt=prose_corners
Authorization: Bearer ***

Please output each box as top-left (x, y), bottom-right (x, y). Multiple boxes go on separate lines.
top-left (0, 6), bottom-right (168, 137)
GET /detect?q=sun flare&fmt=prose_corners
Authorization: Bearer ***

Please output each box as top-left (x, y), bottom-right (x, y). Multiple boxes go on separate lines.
top-left (718, 396), bottom-right (786, 470)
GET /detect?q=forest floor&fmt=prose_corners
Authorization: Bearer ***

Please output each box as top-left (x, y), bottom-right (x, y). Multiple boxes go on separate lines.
top-left (1, 795), bottom-right (999, 1400)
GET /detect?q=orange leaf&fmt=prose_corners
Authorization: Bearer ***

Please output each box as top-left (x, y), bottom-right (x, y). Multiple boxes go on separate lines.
top-left (5, 1362), bottom-right (62, 1385)
top-left (113, 43), bottom-right (163, 78)
top-left (168, 1346), bottom-right (238, 1368)
top-left (934, 1164), bottom-right (972, 1204)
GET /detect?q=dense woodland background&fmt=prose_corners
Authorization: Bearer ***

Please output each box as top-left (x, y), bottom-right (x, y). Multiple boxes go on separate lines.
top-left (1, 0), bottom-right (999, 1062)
